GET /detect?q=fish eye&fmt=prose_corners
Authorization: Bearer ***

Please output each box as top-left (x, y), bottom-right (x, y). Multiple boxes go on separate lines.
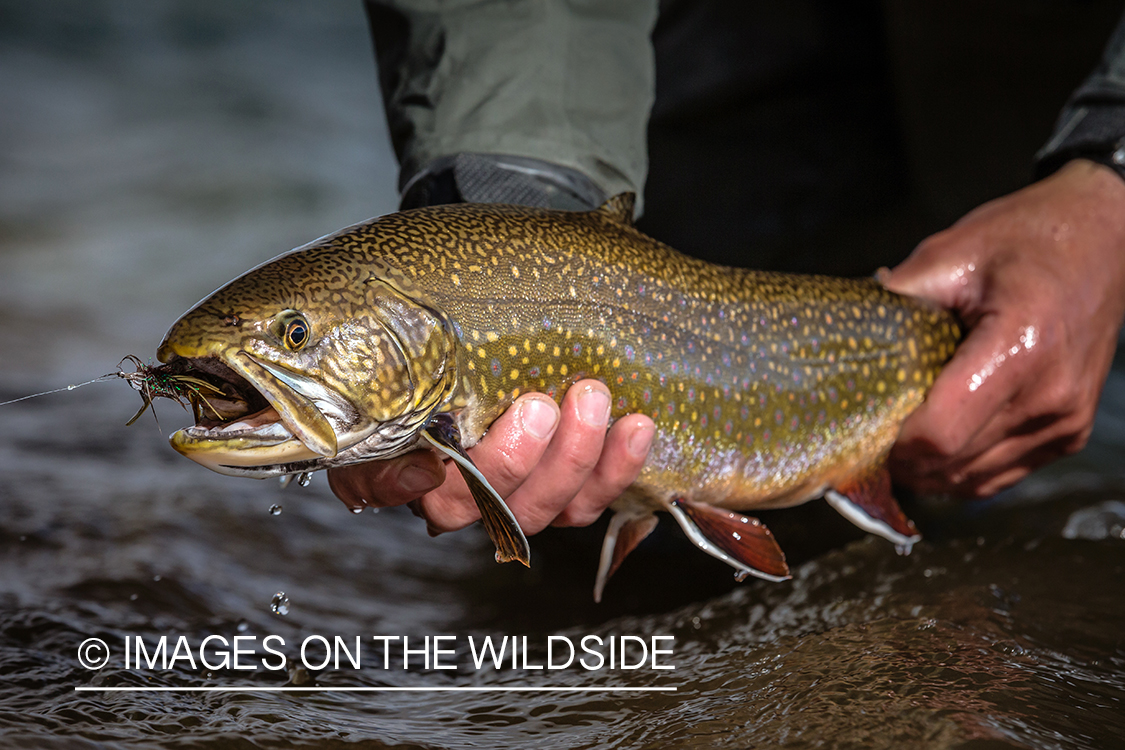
top-left (282, 315), bottom-right (310, 351)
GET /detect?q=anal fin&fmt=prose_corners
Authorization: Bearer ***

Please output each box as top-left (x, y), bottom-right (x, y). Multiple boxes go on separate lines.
top-left (422, 415), bottom-right (531, 567)
top-left (593, 511), bottom-right (658, 603)
top-left (825, 462), bottom-right (921, 553)
top-left (669, 499), bottom-right (790, 582)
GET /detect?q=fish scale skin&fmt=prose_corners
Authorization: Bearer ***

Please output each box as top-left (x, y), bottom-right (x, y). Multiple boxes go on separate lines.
top-left (333, 202), bottom-right (957, 509)
top-left (162, 201), bottom-right (958, 506)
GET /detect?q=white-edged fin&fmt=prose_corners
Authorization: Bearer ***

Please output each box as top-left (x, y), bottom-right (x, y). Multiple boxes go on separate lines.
top-left (421, 417), bottom-right (530, 567)
top-left (593, 510), bottom-right (658, 603)
top-left (594, 513), bottom-right (626, 604)
top-left (825, 489), bottom-right (921, 552)
top-left (668, 502), bottom-right (789, 583)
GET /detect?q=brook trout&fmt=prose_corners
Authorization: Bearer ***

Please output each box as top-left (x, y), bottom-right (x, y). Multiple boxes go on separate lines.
top-left (155, 195), bottom-right (959, 599)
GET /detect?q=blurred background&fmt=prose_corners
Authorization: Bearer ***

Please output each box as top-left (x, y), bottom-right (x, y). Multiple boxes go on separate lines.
top-left (1, 1), bottom-right (1123, 748)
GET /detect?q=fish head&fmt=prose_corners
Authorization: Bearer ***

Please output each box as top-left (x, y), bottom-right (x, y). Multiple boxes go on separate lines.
top-left (155, 236), bottom-right (458, 477)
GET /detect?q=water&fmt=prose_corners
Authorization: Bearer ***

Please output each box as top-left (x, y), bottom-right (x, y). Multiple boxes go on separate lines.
top-left (1, 2), bottom-right (1124, 748)
top-left (270, 592), bottom-right (291, 617)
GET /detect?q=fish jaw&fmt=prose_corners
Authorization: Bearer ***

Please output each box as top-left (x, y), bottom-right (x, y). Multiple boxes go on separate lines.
top-left (156, 343), bottom-right (367, 475)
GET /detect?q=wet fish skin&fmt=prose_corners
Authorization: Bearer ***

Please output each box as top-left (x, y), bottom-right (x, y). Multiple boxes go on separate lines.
top-left (157, 195), bottom-right (959, 588)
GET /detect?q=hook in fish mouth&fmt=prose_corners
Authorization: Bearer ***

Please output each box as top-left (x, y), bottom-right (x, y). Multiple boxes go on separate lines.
top-left (124, 354), bottom-right (343, 472)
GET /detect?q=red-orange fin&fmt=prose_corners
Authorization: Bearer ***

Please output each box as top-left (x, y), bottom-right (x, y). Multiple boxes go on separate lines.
top-left (593, 511), bottom-right (659, 603)
top-left (825, 463), bottom-right (921, 553)
top-left (669, 499), bottom-right (790, 582)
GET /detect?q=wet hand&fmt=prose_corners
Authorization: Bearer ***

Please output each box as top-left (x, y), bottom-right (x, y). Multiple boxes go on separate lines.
top-left (883, 159), bottom-right (1125, 496)
top-left (327, 379), bottom-right (655, 534)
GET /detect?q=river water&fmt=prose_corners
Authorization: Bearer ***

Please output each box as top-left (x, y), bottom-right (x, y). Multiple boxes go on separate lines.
top-left (1, 2), bottom-right (1123, 748)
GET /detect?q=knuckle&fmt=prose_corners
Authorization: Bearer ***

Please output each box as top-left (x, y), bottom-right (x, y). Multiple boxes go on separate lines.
top-left (559, 437), bottom-right (603, 475)
top-left (554, 499), bottom-right (610, 528)
top-left (487, 452), bottom-right (535, 491)
top-left (1036, 377), bottom-right (1079, 417)
top-left (918, 422), bottom-right (965, 460)
top-left (1064, 425), bottom-right (1093, 455)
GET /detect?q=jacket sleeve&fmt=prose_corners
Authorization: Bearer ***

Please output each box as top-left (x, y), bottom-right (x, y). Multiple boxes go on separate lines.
top-left (1036, 9), bottom-right (1125, 180)
top-left (364, 0), bottom-right (658, 210)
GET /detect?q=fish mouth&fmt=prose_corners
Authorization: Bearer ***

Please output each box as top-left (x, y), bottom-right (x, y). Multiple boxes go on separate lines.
top-left (154, 354), bottom-right (345, 473)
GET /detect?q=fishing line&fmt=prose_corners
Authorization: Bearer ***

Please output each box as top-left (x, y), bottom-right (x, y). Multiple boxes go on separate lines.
top-left (0, 374), bottom-right (120, 407)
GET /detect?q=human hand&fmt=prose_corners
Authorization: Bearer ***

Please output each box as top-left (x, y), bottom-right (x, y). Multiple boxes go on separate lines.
top-left (327, 379), bottom-right (655, 534)
top-left (883, 159), bottom-right (1125, 496)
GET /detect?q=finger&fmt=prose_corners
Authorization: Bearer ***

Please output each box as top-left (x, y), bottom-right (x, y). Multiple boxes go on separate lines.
top-left (892, 312), bottom-right (1025, 469)
top-left (500, 380), bottom-right (615, 535)
top-left (327, 449), bottom-right (446, 510)
top-left (970, 438), bottom-right (1076, 497)
top-left (952, 419), bottom-right (1089, 496)
top-left (893, 410), bottom-right (1088, 495)
top-left (414, 394), bottom-right (560, 533)
top-left (551, 414), bottom-right (655, 527)
top-left (879, 230), bottom-right (983, 311)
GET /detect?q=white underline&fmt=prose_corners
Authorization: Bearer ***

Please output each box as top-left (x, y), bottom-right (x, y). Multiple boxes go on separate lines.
top-left (74, 686), bottom-right (676, 693)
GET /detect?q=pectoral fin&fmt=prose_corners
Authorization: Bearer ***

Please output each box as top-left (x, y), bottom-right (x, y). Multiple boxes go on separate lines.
top-left (825, 462), bottom-right (921, 552)
top-left (669, 499), bottom-right (790, 582)
top-left (593, 510), bottom-right (659, 603)
top-left (422, 415), bottom-right (531, 567)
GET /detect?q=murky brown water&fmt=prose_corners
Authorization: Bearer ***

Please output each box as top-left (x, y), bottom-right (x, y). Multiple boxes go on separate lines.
top-left (2, 2), bottom-right (1123, 748)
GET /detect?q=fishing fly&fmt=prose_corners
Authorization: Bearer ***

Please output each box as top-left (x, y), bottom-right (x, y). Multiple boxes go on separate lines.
top-left (116, 355), bottom-right (226, 426)
top-left (0, 355), bottom-right (225, 428)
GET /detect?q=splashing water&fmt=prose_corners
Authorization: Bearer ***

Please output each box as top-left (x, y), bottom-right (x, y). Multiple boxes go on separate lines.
top-left (270, 592), bottom-right (290, 616)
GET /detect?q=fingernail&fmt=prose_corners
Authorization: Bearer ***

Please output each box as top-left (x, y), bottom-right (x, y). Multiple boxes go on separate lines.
top-left (577, 388), bottom-right (611, 427)
top-left (627, 423), bottom-right (655, 458)
top-left (399, 465), bottom-right (440, 495)
top-left (519, 397), bottom-right (558, 440)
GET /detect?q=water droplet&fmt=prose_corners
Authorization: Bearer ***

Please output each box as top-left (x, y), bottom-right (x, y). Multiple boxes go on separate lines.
top-left (129, 593), bottom-right (138, 601)
top-left (733, 570), bottom-right (749, 582)
top-left (350, 506), bottom-right (364, 514)
top-left (690, 616), bottom-right (702, 629)
top-left (297, 472), bottom-right (313, 488)
top-left (271, 592), bottom-right (290, 616)
top-left (269, 504), bottom-right (282, 516)
top-left (152, 574), bottom-right (161, 582)
top-left (236, 620), bottom-right (249, 633)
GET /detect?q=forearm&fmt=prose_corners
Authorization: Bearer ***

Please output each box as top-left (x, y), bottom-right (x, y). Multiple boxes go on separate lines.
top-left (364, 0), bottom-right (658, 209)
top-left (1036, 9), bottom-right (1125, 181)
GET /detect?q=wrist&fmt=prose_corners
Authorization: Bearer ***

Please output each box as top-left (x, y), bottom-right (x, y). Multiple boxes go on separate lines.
top-left (399, 153), bottom-right (608, 211)
top-left (1052, 158), bottom-right (1125, 211)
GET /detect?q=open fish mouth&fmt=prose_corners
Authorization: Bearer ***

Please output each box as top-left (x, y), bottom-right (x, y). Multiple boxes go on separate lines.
top-left (132, 355), bottom-right (342, 471)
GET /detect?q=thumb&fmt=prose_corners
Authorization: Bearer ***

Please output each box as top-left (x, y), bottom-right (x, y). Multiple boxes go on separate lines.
top-left (877, 232), bottom-right (980, 311)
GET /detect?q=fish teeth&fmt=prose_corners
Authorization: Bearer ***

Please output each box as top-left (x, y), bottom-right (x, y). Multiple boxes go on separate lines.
top-left (186, 422), bottom-right (290, 439)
